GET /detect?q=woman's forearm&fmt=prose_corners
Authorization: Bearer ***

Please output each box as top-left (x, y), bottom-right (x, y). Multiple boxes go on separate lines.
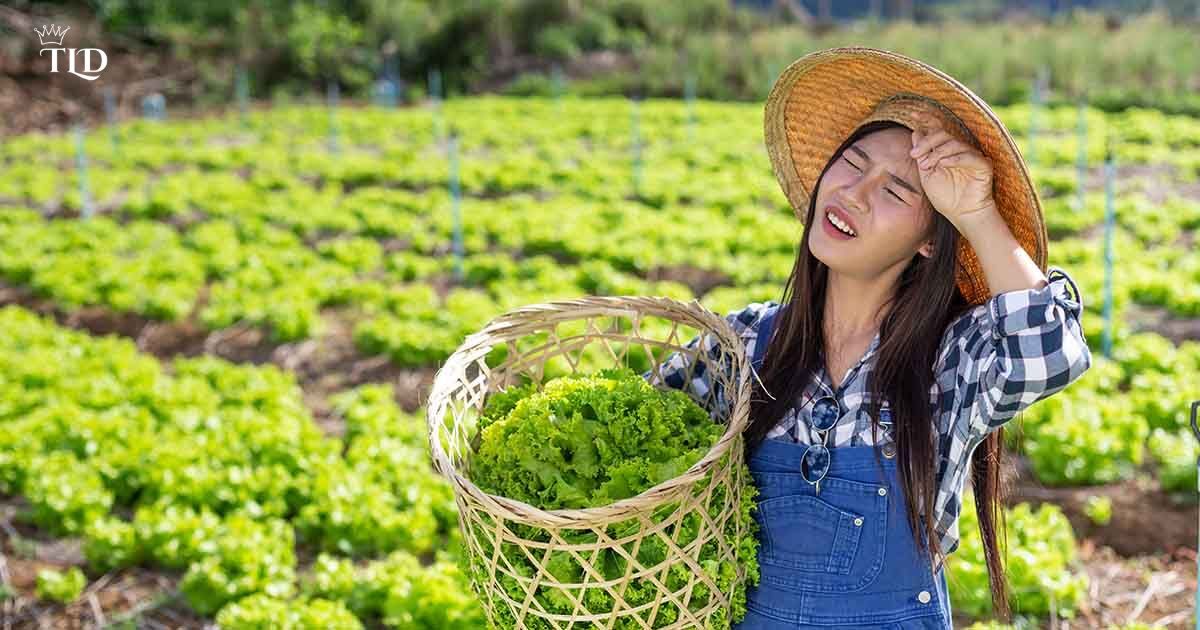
top-left (952, 200), bottom-right (1048, 297)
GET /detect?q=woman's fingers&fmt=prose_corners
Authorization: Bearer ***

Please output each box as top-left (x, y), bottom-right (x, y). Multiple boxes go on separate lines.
top-left (932, 153), bottom-right (974, 170)
top-left (922, 140), bottom-right (962, 163)
top-left (922, 147), bottom-right (971, 172)
top-left (917, 137), bottom-right (959, 168)
top-left (910, 130), bottom-right (953, 159)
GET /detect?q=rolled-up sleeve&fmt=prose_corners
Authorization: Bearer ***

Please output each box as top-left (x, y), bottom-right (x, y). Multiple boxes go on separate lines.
top-left (938, 266), bottom-right (1093, 441)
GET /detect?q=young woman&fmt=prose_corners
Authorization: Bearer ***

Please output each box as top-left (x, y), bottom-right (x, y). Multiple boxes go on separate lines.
top-left (645, 47), bottom-right (1092, 629)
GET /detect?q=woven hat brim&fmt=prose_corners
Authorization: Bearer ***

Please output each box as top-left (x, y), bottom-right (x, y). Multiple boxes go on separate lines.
top-left (764, 46), bottom-right (1048, 306)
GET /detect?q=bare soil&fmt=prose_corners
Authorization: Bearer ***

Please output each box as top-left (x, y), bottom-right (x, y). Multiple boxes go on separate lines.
top-left (1006, 457), bottom-right (1198, 557)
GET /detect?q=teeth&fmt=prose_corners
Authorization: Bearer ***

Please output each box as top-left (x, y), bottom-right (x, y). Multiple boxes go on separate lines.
top-left (827, 211), bottom-right (857, 237)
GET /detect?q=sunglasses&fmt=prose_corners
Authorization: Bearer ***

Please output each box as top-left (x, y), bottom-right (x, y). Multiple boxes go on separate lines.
top-left (800, 394), bottom-right (841, 495)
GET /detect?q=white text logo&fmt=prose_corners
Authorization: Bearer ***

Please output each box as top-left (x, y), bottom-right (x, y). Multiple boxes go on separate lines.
top-left (35, 23), bottom-right (107, 81)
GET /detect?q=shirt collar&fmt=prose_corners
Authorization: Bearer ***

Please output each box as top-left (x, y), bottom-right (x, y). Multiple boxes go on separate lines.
top-left (815, 328), bottom-right (883, 396)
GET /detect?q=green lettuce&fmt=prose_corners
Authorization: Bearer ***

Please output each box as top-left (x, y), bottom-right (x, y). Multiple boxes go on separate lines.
top-left (468, 366), bottom-right (758, 629)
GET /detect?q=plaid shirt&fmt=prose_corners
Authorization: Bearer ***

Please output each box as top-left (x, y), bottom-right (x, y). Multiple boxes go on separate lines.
top-left (643, 266), bottom-right (1092, 570)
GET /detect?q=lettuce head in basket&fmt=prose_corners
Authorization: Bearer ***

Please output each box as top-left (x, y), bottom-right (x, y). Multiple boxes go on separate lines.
top-left (464, 365), bottom-right (760, 629)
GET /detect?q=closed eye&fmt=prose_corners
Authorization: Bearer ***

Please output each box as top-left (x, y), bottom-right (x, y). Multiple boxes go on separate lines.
top-left (843, 157), bottom-right (907, 203)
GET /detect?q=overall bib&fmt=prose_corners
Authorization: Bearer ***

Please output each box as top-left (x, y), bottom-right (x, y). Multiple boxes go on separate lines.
top-left (734, 309), bottom-right (953, 629)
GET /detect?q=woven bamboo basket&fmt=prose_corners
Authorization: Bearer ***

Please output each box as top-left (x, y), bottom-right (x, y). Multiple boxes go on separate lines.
top-left (426, 295), bottom-right (758, 629)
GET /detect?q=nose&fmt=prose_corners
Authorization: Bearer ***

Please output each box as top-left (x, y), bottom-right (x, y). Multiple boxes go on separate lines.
top-left (842, 160), bottom-right (890, 215)
top-left (842, 176), bottom-right (870, 214)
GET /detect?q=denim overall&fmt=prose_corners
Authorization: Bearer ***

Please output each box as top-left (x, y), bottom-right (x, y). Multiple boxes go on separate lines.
top-left (735, 309), bottom-right (953, 629)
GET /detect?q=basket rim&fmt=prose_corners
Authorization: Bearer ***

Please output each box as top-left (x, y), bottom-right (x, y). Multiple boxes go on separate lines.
top-left (425, 294), bottom-right (754, 528)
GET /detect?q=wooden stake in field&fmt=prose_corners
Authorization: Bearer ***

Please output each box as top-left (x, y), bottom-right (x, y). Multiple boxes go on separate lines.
top-left (141, 93), bottom-right (165, 120)
top-left (1076, 95), bottom-right (1087, 213)
top-left (429, 67), bottom-right (444, 144)
top-left (685, 73), bottom-right (697, 146)
top-left (552, 63), bottom-right (565, 113)
top-left (1029, 66), bottom-right (1045, 168)
top-left (375, 53), bottom-right (399, 108)
top-left (1102, 135), bottom-right (1115, 358)
top-left (74, 124), bottom-right (94, 219)
top-left (236, 65), bottom-right (249, 128)
top-left (448, 128), bottom-right (464, 282)
top-left (631, 95), bottom-right (642, 200)
top-left (103, 85), bottom-right (119, 155)
top-left (327, 80), bottom-right (339, 154)
top-left (386, 50), bottom-right (401, 106)
top-left (429, 67), bottom-right (442, 102)
top-left (374, 76), bottom-right (398, 108)
top-left (991, 54), bottom-right (1005, 105)
top-left (1190, 400), bottom-right (1200, 630)
top-left (766, 61), bottom-right (779, 100)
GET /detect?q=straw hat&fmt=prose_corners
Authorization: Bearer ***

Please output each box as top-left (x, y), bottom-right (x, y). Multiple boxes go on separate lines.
top-left (764, 46), bottom-right (1047, 306)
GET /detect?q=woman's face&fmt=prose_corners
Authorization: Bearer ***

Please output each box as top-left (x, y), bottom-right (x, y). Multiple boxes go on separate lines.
top-left (809, 127), bottom-right (936, 277)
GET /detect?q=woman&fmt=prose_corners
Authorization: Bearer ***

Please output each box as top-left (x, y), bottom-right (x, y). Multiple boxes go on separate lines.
top-left (644, 47), bottom-right (1092, 628)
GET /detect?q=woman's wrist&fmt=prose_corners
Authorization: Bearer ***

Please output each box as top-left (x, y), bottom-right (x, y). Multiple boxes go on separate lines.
top-left (949, 199), bottom-right (1002, 239)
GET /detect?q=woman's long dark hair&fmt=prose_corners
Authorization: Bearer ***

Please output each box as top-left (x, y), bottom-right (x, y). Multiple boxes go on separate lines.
top-left (746, 120), bottom-right (1012, 621)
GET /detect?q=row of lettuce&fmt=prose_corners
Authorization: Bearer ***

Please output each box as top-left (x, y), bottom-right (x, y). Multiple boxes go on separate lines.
top-left (5, 99), bottom-right (1200, 200)
top-left (1, 304), bottom-right (1102, 626)
top-left (0, 204), bottom-right (784, 355)
top-left (0, 175), bottom-right (1197, 351)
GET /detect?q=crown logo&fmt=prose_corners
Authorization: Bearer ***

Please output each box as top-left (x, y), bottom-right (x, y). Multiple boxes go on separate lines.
top-left (34, 23), bottom-right (70, 47)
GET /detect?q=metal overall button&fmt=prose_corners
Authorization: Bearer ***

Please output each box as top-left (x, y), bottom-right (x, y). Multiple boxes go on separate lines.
top-left (917, 590), bottom-right (931, 604)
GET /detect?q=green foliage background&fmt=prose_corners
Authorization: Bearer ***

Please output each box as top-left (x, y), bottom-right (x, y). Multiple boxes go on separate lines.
top-left (13, 1), bottom-right (1200, 114)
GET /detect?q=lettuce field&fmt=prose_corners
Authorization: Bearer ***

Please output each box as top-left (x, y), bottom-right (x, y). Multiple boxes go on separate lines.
top-left (0, 96), bottom-right (1198, 628)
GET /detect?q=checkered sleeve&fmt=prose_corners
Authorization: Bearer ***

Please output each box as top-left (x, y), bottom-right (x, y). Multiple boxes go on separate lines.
top-left (641, 302), bottom-right (773, 418)
top-left (938, 266), bottom-right (1093, 441)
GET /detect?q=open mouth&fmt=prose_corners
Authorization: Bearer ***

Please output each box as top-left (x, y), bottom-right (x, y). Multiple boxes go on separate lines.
top-left (823, 210), bottom-right (858, 239)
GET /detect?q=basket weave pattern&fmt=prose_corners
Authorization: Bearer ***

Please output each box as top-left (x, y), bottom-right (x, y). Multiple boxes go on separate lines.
top-left (426, 295), bottom-right (757, 629)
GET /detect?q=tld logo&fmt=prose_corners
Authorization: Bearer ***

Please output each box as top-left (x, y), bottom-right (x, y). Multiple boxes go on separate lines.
top-left (34, 23), bottom-right (107, 81)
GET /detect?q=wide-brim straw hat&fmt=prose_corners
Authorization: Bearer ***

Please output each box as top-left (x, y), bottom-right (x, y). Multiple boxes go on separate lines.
top-left (764, 46), bottom-right (1047, 307)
